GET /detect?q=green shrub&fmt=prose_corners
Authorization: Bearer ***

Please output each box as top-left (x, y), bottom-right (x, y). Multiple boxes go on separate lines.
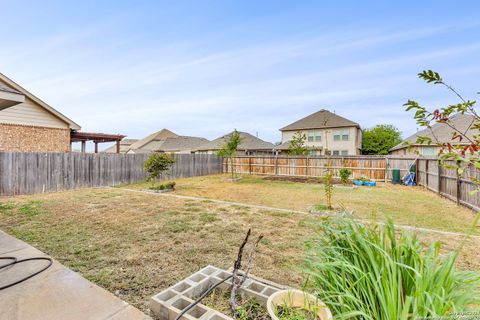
top-left (304, 218), bottom-right (480, 319)
top-left (339, 168), bottom-right (352, 185)
top-left (144, 153), bottom-right (175, 186)
top-left (148, 181), bottom-right (176, 191)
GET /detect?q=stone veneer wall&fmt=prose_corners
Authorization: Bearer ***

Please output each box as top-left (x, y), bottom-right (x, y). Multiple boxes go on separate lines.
top-left (0, 123), bottom-right (70, 152)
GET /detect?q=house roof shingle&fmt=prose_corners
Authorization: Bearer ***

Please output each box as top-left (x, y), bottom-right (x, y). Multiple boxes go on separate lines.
top-left (390, 113), bottom-right (477, 151)
top-left (103, 139), bottom-right (139, 153)
top-left (280, 109), bottom-right (359, 131)
top-left (127, 129), bottom-right (178, 151)
top-left (196, 131), bottom-right (275, 151)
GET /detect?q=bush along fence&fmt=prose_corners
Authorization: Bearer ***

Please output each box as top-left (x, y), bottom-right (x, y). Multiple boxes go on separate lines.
top-left (0, 152), bottom-right (223, 196)
top-left (223, 156), bottom-right (480, 211)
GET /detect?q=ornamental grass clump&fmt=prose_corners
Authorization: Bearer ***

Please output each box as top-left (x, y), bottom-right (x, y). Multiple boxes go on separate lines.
top-left (304, 218), bottom-right (480, 319)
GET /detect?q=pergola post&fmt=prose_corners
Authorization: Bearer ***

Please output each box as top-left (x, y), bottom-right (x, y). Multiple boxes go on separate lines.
top-left (70, 132), bottom-right (126, 154)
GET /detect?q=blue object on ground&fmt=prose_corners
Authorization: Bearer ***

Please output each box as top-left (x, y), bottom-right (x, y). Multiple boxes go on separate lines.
top-left (404, 172), bottom-right (416, 186)
top-left (353, 180), bottom-right (364, 186)
top-left (364, 181), bottom-right (377, 187)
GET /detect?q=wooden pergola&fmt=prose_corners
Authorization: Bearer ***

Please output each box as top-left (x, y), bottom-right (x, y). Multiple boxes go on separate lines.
top-left (70, 131), bottom-right (126, 153)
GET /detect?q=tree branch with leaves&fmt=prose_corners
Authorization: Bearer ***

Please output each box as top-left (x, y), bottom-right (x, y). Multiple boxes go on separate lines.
top-left (405, 70), bottom-right (480, 178)
top-left (217, 130), bottom-right (243, 180)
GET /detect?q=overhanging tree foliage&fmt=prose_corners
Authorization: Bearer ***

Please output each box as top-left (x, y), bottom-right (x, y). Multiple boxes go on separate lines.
top-left (362, 124), bottom-right (402, 155)
top-left (405, 70), bottom-right (480, 183)
top-left (287, 131), bottom-right (309, 155)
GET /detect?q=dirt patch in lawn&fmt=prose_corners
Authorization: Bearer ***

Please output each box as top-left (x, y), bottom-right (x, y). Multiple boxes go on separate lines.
top-left (1, 187), bottom-right (478, 316)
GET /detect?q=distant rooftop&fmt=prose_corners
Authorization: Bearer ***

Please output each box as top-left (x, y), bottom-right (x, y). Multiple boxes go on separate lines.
top-left (280, 109), bottom-right (360, 131)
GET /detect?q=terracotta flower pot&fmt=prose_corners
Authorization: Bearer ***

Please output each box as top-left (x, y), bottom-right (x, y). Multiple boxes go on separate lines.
top-left (267, 289), bottom-right (333, 320)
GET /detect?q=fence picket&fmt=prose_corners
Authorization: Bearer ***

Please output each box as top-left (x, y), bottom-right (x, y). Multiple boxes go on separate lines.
top-left (0, 152), bottom-right (222, 196)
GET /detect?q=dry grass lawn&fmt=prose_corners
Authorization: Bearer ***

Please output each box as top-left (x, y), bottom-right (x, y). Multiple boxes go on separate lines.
top-left (0, 185), bottom-right (479, 315)
top-left (124, 174), bottom-right (480, 235)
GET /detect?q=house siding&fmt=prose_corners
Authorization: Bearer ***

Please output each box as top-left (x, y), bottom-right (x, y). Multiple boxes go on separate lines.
top-left (0, 123), bottom-right (70, 152)
top-left (0, 96), bottom-right (69, 129)
top-left (281, 126), bottom-right (361, 155)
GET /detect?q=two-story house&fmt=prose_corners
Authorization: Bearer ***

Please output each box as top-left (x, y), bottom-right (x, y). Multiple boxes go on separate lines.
top-left (277, 109), bottom-right (362, 156)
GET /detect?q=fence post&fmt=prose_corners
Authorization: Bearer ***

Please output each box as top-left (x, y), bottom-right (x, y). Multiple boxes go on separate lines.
top-left (437, 160), bottom-right (442, 194)
top-left (425, 159), bottom-right (429, 187)
top-left (306, 156), bottom-right (309, 177)
top-left (275, 156), bottom-right (279, 176)
top-left (456, 160), bottom-right (461, 205)
top-left (384, 157), bottom-right (389, 183)
top-left (415, 158), bottom-right (419, 185)
top-left (249, 156), bottom-right (252, 175)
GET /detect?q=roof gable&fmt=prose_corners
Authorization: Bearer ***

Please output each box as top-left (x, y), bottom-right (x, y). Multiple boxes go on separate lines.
top-left (128, 129), bottom-right (178, 150)
top-left (0, 72), bottom-right (81, 130)
top-left (280, 109), bottom-right (359, 131)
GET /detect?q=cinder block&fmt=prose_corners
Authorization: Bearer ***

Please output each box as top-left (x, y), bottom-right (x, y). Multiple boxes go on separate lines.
top-left (150, 265), bottom-right (287, 320)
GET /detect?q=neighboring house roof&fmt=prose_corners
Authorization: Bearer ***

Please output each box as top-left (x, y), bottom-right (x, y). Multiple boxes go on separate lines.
top-left (0, 72), bottom-right (81, 130)
top-left (196, 131), bottom-right (275, 151)
top-left (390, 113), bottom-right (477, 152)
top-left (275, 141), bottom-right (291, 150)
top-left (131, 136), bottom-right (209, 153)
top-left (280, 109), bottom-right (360, 131)
top-left (156, 136), bottom-right (209, 152)
top-left (127, 128), bottom-right (178, 151)
top-left (103, 139), bottom-right (139, 153)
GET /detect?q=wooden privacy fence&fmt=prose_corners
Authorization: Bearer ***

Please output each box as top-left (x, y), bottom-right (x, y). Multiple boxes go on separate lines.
top-left (0, 152), bottom-right (222, 196)
top-left (224, 156), bottom-right (416, 182)
top-left (224, 156), bottom-right (480, 211)
top-left (416, 158), bottom-right (480, 211)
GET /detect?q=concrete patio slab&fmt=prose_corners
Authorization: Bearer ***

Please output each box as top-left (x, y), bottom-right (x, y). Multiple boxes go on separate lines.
top-left (0, 230), bottom-right (151, 320)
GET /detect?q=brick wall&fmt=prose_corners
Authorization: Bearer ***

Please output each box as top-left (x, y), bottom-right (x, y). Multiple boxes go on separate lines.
top-left (0, 123), bottom-right (70, 152)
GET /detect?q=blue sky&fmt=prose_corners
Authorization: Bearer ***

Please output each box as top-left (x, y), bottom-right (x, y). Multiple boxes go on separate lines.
top-left (1, 1), bottom-right (480, 145)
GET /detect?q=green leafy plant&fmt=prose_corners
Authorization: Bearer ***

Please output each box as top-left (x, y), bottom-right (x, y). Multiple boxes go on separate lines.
top-left (273, 291), bottom-right (323, 320)
top-left (148, 181), bottom-right (176, 191)
top-left (405, 70), bottom-right (480, 181)
top-left (305, 217), bottom-right (480, 319)
top-left (323, 171), bottom-right (333, 210)
top-left (144, 153), bottom-right (176, 187)
top-left (288, 131), bottom-right (309, 156)
top-left (362, 124), bottom-right (402, 155)
top-left (339, 168), bottom-right (352, 185)
top-left (217, 130), bottom-right (243, 180)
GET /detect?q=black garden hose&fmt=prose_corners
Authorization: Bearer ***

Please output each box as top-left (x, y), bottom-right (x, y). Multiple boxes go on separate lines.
top-left (0, 256), bottom-right (53, 290)
top-left (174, 274), bottom-right (233, 320)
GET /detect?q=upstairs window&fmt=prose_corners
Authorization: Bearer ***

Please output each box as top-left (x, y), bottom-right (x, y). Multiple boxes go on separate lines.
top-left (307, 131), bottom-right (314, 142)
top-left (315, 131), bottom-right (321, 141)
top-left (334, 129), bottom-right (350, 141)
top-left (422, 146), bottom-right (436, 156)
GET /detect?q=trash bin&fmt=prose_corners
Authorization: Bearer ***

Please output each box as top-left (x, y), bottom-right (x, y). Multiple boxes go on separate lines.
top-left (392, 169), bottom-right (401, 184)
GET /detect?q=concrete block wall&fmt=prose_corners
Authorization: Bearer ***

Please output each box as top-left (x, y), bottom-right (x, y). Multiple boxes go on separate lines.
top-left (0, 123), bottom-right (70, 152)
top-left (150, 266), bottom-right (286, 320)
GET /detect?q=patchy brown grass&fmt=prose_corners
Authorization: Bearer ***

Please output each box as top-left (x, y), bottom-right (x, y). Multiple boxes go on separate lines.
top-left (0, 185), bottom-right (478, 315)
top-left (123, 174), bottom-right (480, 235)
